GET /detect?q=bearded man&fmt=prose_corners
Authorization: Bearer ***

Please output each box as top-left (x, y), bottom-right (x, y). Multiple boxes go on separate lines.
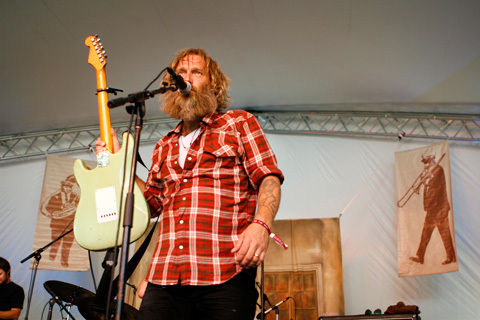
top-left (98, 48), bottom-right (284, 320)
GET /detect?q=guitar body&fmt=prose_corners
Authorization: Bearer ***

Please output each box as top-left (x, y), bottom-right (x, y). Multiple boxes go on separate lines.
top-left (73, 35), bottom-right (150, 251)
top-left (74, 132), bottom-right (150, 251)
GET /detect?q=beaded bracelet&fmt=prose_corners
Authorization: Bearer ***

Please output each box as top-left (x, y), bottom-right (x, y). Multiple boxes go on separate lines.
top-left (252, 219), bottom-right (289, 250)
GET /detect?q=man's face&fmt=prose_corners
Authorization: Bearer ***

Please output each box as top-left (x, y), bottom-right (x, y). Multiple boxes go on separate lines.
top-left (61, 184), bottom-right (72, 193)
top-left (175, 54), bottom-right (210, 90)
top-left (0, 269), bottom-right (9, 286)
top-left (162, 54), bottom-right (218, 121)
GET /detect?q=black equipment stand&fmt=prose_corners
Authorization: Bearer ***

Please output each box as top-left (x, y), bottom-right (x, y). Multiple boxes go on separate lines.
top-left (108, 84), bottom-right (176, 319)
top-left (20, 228), bottom-right (74, 320)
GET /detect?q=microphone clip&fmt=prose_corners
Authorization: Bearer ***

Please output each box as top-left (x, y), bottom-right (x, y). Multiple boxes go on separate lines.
top-left (96, 87), bottom-right (124, 96)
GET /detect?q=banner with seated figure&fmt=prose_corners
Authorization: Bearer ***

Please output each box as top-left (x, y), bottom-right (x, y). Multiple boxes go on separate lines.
top-left (32, 154), bottom-right (94, 271)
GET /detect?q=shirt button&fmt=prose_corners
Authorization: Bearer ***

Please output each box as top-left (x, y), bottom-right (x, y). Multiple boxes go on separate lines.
top-left (188, 157), bottom-right (192, 161)
top-left (175, 161), bottom-right (177, 164)
top-left (182, 197), bottom-right (186, 200)
top-left (179, 245), bottom-right (184, 249)
top-left (179, 220), bottom-right (184, 224)
top-left (183, 179), bottom-right (187, 183)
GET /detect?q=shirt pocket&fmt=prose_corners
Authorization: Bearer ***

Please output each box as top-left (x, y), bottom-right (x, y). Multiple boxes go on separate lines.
top-left (199, 131), bottom-right (243, 176)
top-left (205, 142), bottom-right (237, 158)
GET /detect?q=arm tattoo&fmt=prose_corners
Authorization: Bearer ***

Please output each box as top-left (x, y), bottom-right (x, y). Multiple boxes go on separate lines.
top-left (258, 176), bottom-right (281, 215)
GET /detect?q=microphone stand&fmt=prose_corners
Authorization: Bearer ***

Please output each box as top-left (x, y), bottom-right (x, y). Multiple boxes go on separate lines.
top-left (260, 262), bottom-right (265, 320)
top-left (46, 298), bottom-right (55, 320)
top-left (274, 306), bottom-right (280, 320)
top-left (108, 84), bottom-right (175, 320)
top-left (20, 228), bottom-right (73, 320)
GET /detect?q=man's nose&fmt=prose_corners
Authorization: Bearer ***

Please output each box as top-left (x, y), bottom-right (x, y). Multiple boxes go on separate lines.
top-left (182, 71), bottom-right (192, 82)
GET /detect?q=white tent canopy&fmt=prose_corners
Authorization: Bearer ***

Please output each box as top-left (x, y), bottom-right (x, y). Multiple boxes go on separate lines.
top-left (1, 0), bottom-right (480, 135)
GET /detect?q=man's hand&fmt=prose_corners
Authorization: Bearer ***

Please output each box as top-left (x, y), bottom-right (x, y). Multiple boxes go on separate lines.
top-left (95, 128), bottom-right (121, 154)
top-left (231, 222), bottom-right (270, 268)
top-left (232, 175), bottom-right (281, 268)
top-left (138, 279), bottom-right (148, 299)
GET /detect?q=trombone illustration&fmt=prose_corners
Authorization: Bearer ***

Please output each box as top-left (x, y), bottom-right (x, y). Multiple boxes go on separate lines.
top-left (397, 152), bottom-right (446, 208)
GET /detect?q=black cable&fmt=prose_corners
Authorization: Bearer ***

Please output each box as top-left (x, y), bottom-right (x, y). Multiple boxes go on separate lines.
top-left (40, 300), bottom-right (48, 320)
top-left (289, 296), bottom-right (297, 320)
top-left (143, 67), bottom-right (169, 91)
top-left (88, 250), bottom-right (97, 292)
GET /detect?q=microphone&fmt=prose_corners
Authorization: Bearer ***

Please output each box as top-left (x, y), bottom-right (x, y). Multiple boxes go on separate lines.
top-left (256, 297), bottom-right (290, 319)
top-left (167, 67), bottom-right (192, 95)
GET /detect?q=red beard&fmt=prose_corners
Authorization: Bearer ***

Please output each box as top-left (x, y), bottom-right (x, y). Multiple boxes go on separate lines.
top-left (162, 85), bottom-right (218, 121)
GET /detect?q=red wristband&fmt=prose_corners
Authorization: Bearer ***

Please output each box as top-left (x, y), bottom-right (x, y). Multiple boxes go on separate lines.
top-left (252, 219), bottom-right (289, 250)
top-left (252, 219), bottom-right (271, 233)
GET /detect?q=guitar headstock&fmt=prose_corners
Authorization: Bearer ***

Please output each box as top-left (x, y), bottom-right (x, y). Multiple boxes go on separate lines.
top-left (85, 35), bottom-right (107, 71)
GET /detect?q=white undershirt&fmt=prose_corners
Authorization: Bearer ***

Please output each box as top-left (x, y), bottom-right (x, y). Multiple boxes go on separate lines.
top-left (178, 127), bottom-right (201, 168)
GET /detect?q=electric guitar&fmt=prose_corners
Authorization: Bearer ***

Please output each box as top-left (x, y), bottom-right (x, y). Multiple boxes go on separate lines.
top-left (73, 35), bottom-right (150, 251)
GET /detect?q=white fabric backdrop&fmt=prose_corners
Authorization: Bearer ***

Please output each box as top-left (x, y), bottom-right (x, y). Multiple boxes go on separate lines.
top-left (1, 134), bottom-right (479, 319)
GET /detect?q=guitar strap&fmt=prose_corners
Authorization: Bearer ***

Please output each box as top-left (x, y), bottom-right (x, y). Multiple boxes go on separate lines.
top-left (119, 128), bottom-right (149, 171)
top-left (136, 150), bottom-right (149, 171)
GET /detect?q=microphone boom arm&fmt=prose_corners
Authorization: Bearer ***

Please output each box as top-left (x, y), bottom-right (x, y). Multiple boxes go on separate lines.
top-left (107, 84), bottom-right (176, 109)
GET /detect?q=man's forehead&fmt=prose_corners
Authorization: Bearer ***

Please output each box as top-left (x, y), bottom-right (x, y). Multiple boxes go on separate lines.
top-left (178, 54), bottom-right (206, 68)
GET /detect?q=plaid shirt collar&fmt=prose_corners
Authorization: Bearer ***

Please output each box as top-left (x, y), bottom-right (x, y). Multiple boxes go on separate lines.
top-left (167, 111), bottom-right (219, 136)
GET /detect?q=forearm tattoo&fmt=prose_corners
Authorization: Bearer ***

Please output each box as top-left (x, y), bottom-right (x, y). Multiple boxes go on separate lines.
top-left (258, 176), bottom-right (281, 215)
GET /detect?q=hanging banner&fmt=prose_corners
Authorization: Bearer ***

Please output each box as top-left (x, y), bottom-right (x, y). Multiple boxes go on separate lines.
top-left (395, 140), bottom-right (458, 276)
top-left (32, 154), bottom-right (94, 271)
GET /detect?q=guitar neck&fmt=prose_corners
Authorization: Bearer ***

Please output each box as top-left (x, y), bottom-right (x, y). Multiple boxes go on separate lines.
top-left (85, 35), bottom-right (113, 153)
top-left (96, 68), bottom-right (113, 152)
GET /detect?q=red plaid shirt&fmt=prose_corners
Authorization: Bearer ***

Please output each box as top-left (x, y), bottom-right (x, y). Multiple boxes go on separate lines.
top-left (144, 110), bottom-right (283, 286)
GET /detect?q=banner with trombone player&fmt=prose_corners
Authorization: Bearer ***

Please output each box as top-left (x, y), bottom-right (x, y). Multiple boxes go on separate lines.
top-left (395, 140), bottom-right (458, 277)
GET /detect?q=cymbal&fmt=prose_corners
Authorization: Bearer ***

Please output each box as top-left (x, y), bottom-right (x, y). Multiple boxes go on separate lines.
top-left (44, 280), bottom-right (94, 306)
top-left (77, 296), bottom-right (138, 320)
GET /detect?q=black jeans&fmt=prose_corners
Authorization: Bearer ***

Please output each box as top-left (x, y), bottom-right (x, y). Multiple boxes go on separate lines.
top-left (138, 268), bottom-right (258, 320)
